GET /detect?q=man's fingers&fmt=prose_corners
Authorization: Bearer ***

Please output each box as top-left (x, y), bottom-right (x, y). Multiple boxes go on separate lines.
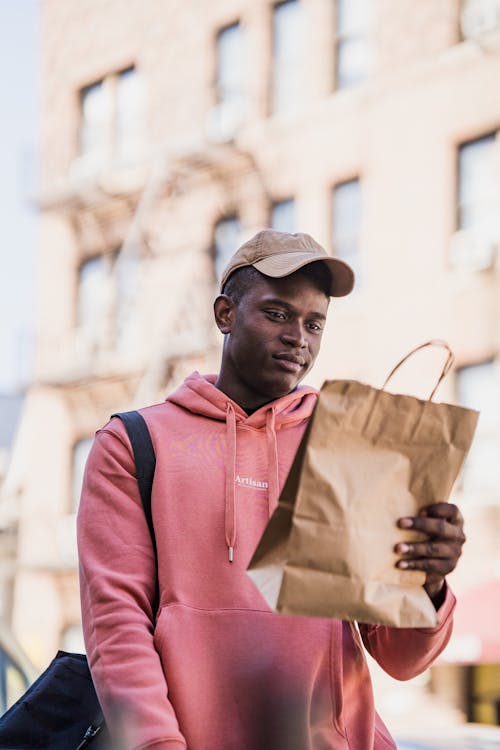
top-left (398, 515), bottom-right (465, 542)
top-left (395, 541), bottom-right (461, 559)
top-left (396, 555), bottom-right (457, 577)
top-left (419, 502), bottom-right (463, 526)
top-left (398, 504), bottom-right (465, 542)
top-left (395, 501), bottom-right (466, 582)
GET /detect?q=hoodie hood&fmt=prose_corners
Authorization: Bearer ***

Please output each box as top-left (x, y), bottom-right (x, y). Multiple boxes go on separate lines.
top-left (167, 372), bottom-right (317, 428)
top-left (167, 372), bottom-right (317, 561)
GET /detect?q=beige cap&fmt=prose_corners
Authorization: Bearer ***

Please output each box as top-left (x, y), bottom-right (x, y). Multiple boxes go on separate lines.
top-left (219, 229), bottom-right (355, 297)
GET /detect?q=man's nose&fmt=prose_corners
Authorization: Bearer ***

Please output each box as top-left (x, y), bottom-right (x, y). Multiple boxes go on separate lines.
top-left (281, 323), bottom-right (307, 348)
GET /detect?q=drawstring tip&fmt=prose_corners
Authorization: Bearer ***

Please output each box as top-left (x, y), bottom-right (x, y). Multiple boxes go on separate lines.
top-left (228, 546), bottom-right (234, 563)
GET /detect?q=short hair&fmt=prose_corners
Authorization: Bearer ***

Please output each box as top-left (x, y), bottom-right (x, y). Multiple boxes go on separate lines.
top-left (222, 262), bottom-right (332, 303)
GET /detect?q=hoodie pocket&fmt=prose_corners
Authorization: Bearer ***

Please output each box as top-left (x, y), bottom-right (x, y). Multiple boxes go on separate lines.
top-left (154, 603), bottom-right (349, 750)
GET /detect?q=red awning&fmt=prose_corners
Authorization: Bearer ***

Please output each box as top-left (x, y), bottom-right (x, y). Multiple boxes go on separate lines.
top-left (439, 579), bottom-right (500, 664)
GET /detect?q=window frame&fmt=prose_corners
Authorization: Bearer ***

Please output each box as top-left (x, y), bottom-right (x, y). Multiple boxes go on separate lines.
top-left (212, 214), bottom-right (242, 285)
top-left (451, 129), bottom-right (499, 271)
top-left (333, 0), bottom-right (374, 91)
top-left (455, 358), bottom-right (499, 504)
top-left (214, 20), bottom-right (244, 107)
top-left (77, 64), bottom-right (144, 167)
top-left (271, 0), bottom-right (303, 116)
top-left (331, 176), bottom-right (363, 285)
top-left (270, 197), bottom-right (297, 233)
top-left (75, 251), bottom-right (115, 330)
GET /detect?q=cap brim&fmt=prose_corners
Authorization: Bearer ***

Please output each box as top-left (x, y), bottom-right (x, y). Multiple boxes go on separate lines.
top-left (253, 252), bottom-right (355, 297)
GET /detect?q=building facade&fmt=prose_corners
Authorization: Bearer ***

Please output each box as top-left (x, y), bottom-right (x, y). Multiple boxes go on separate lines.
top-left (1, 0), bottom-right (500, 734)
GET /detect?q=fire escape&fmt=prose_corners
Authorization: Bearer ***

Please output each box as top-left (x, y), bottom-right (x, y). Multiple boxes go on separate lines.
top-left (38, 134), bottom-right (270, 408)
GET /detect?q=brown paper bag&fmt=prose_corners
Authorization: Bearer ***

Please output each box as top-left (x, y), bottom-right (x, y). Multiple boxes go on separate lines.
top-left (247, 341), bottom-right (479, 628)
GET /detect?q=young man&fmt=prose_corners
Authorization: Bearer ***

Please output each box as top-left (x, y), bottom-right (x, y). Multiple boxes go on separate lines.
top-left (78, 230), bottom-right (464, 750)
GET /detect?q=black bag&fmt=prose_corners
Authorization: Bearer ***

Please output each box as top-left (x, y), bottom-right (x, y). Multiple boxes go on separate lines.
top-left (0, 411), bottom-right (157, 750)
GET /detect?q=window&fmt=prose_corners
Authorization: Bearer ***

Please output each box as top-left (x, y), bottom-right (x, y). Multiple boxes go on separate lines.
top-left (335, 0), bottom-right (373, 90)
top-left (71, 437), bottom-right (94, 513)
top-left (115, 253), bottom-right (141, 349)
top-left (272, 0), bottom-right (303, 115)
top-left (214, 217), bottom-right (242, 281)
top-left (79, 67), bottom-right (145, 170)
top-left (332, 179), bottom-right (362, 282)
top-left (452, 134), bottom-right (498, 270)
top-left (271, 199), bottom-right (297, 233)
top-left (213, 23), bottom-right (245, 136)
top-left (79, 80), bottom-right (111, 167)
top-left (115, 67), bottom-right (147, 164)
top-left (77, 250), bottom-right (140, 351)
top-left (460, 0), bottom-right (500, 41)
top-left (456, 361), bottom-right (500, 503)
top-left (77, 255), bottom-right (113, 333)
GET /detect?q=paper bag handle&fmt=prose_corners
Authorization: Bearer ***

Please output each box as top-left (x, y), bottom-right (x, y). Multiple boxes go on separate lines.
top-left (382, 340), bottom-right (455, 401)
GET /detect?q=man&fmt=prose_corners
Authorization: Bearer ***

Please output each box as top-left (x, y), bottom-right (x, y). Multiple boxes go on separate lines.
top-left (78, 230), bottom-right (464, 750)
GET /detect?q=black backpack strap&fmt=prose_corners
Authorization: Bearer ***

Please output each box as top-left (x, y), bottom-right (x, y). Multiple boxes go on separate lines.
top-left (111, 410), bottom-right (158, 612)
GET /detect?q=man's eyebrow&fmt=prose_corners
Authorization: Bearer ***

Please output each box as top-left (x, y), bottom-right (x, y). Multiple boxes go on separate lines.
top-left (261, 297), bottom-right (327, 320)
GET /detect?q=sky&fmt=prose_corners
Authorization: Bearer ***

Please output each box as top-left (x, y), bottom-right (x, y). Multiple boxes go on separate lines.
top-left (0, 0), bottom-right (38, 393)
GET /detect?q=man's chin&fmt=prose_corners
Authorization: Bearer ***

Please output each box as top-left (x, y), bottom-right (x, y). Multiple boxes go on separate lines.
top-left (263, 372), bottom-right (305, 399)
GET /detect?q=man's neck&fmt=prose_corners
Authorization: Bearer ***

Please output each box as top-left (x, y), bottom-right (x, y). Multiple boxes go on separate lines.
top-left (213, 374), bottom-right (276, 415)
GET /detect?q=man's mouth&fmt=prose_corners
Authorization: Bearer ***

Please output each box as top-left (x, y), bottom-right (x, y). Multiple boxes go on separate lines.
top-left (273, 354), bottom-right (306, 373)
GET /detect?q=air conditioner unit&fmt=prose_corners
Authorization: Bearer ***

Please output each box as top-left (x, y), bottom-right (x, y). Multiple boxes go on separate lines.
top-left (205, 101), bottom-right (242, 144)
top-left (449, 229), bottom-right (497, 271)
top-left (460, 0), bottom-right (500, 39)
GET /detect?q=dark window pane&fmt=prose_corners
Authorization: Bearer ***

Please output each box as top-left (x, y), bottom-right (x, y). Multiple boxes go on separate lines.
top-left (271, 199), bottom-right (297, 233)
top-left (458, 135), bottom-right (496, 233)
top-left (77, 256), bottom-right (111, 329)
top-left (453, 134), bottom-right (497, 270)
top-left (214, 217), bottom-right (241, 280)
top-left (272, 0), bottom-right (303, 114)
top-left (115, 67), bottom-right (146, 164)
top-left (217, 23), bottom-right (244, 106)
top-left (336, 0), bottom-right (373, 90)
top-left (456, 361), bottom-right (499, 500)
top-left (79, 80), bottom-right (111, 161)
top-left (332, 178), bottom-right (362, 282)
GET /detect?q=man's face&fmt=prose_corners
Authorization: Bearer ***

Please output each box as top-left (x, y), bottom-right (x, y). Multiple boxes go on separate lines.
top-left (215, 271), bottom-right (330, 410)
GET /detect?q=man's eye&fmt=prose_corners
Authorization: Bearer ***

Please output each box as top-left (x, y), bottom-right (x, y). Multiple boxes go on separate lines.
top-left (307, 322), bottom-right (323, 332)
top-left (266, 310), bottom-right (287, 320)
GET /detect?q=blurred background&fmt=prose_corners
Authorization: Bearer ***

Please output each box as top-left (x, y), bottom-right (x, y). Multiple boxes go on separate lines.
top-left (0, 0), bottom-right (500, 744)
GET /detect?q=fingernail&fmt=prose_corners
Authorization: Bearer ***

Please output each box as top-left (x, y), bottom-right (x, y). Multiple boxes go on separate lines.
top-left (399, 518), bottom-right (413, 529)
top-left (398, 543), bottom-right (411, 553)
top-left (398, 560), bottom-right (409, 569)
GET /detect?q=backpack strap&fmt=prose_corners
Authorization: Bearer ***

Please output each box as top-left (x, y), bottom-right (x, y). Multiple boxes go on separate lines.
top-left (111, 410), bottom-right (158, 612)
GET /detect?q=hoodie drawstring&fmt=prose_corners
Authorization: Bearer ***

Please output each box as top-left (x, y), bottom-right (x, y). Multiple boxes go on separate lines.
top-left (266, 409), bottom-right (280, 516)
top-left (224, 404), bottom-right (281, 563)
top-left (225, 403), bottom-right (237, 562)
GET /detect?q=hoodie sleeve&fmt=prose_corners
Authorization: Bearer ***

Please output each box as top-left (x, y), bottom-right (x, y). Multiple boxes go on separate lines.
top-left (358, 584), bottom-right (455, 681)
top-left (77, 421), bottom-right (187, 750)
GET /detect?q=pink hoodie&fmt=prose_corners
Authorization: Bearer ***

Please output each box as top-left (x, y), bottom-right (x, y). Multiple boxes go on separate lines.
top-left (78, 373), bottom-right (455, 750)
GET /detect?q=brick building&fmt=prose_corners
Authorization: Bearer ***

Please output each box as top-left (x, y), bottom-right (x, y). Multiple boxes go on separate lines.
top-left (1, 0), bottom-right (500, 734)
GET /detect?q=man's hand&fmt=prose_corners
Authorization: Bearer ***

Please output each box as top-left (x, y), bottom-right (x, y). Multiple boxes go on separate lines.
top-left (394, 502), bottom-right (465, 606)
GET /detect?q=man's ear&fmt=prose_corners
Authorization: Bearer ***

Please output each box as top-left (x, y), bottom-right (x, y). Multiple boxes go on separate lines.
top-left (214, 294), bottom-right (236, 334)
